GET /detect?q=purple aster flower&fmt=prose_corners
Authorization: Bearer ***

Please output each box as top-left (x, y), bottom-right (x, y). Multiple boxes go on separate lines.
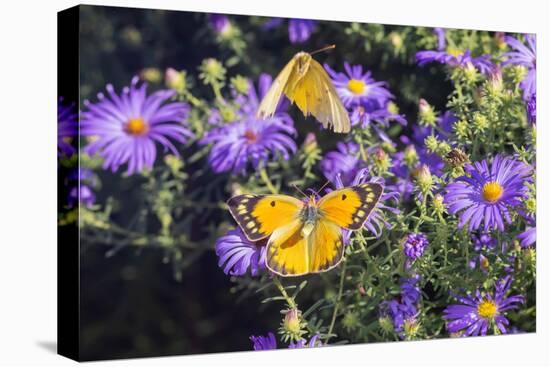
top-left (527, 93), bottom-right (536, 124)
top-left (518, 227), bottom-right (536, 248)
top-left (503, 34), bottom-right (536, 100)
top-left (443, 276), bottom-right (524, 336)
top-left (332, 168), bottom-right (399, 238)
top-left (66, 168), bottom-right (98, 209)
top-left (469, 254), bottom-right (490, 273)
top-left (403, 233), bottom-right (429, 260)
top-left (208, 14), bottom-right (231, 35)
top-left (380, 276), bottom-right (421, 335)
top-left (201, 74), bottom-right (296, 175)
top-left (81, 76), bottom-right (193, 176)
top-left (416, 49), bottom-right (494, 74)
top-left (215, 228), bottom-right (267, 276)
top-left (320, 142), bottom-right (365, 185)
top-left (250, 332), bottom-right (277, 350)
top-left (58, 97), bottom-right (78, 157)
top-left (444, 155), bottom-right (532, 232)
top-left (288, 334), bottom-right (322, 348)
top-left (325, 63), bottom-right (393, 108)
top-left (288, 19), bottom-right (317, 44)
top-left (434, 27), bottom-right (446, 51)
top-left (262, 18), bottom-right (317, 44)
top-left (471, 233), bottom-right (497, 252)
top-left (201, 117), bottom-right (296, 175)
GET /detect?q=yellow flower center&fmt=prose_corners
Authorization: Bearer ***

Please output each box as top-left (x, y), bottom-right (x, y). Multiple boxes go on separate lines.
top-left (447, 47), bottom-right (464, 57)
top-left (347, 79), bottom-right (366, 95)
top-left (482, 181), bottom-right (504, 203)
top-left (126, 117), bottom-right (149, 136)
top-left (477, 299), bottom-right (498, 319)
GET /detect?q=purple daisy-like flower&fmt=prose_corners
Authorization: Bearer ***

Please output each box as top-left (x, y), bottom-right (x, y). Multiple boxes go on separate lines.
top-left (208, 14), bottom-right (231, 35)
top-left (250, 332), bottom-right (277, 350)
top-left (503, 34), bottom-right (536, 100)
top-left (81, 77), bottom-right (193, 175)
top-left (201, 117), bottom-right (296, 175)
top-left (380, 276), bottom-right (421, 335)
top-left (262, 18), bottom-right (317, 44)
top-left (288, 19), bottom-right (317, 44)
top-left (518, 227), bottom-right (536, 248)
top-left (215, 228), bottom-right (267, 276)
top-left (416, 49), bottom-right (494, 74)
top-left (320, 142), bottom-right (365, 185)
top-left (333, 168), bottom-right (399, 238)
top-left (403, 233), bottom-right (429, 260)
top-left (443, 276), bottom-right (524, 336)
top-left (288, 334), bottom-right (322, 348)
top-left (201, 74), bottom-right (296, 175)
top-left (58, 97), bottom-right (78, 157)
top-left (444, 155), bottom-right (532, 232)
top-left (471, 233), bottom-right (497, 252)
top-left (66, 168), bottom-right (98, 209)
top-left (325, 63), bottom-right (393, 108)
top-left (526, 93), bottom-right (536, 124)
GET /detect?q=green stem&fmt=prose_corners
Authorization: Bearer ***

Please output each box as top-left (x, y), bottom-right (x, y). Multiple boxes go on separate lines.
top-left (326, 261), bottom-right (347, 344)
top-left (272, 276), bottom-right (297, 309)
top-left (259, 165), bottom-right (278, 194)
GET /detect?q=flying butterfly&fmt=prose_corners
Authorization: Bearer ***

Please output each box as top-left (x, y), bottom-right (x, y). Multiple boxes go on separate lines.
top-left (227, 183), bottom-right (383, 277)
top-left (256, 45), bottom-right (351, 133)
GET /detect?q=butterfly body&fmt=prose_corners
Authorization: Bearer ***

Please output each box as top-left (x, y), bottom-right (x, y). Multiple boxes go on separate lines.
top-left (257, 50), bottom-right (351, 133)
top-left (227, 184), bottom-right (383, 276)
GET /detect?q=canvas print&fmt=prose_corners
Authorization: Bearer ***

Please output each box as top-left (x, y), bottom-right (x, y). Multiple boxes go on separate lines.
top-left (57, 5), bottom-right (536, 361)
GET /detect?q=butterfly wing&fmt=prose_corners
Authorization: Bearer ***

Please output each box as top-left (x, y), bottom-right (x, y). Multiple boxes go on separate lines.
top-left (317, 183), bottom-right (383, 231)
top-left (256, 57), bottom-right (296, 119)
top-left (227, 194), bottom-right (303, 241)
top-left (285, 58), bottom-right (351, 133)
top-left (308, 218), bottom-right (345, 273)
top-left (266, 217), bottom-right (344, 276)
top-left (266, 218), bottom-right (310, 276)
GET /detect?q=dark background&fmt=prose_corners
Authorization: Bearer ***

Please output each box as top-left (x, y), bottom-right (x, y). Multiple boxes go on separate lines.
top-left (76, 5), bottom-right (450, 360)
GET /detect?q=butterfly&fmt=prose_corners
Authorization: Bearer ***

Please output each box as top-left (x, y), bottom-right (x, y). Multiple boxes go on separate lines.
top-left (227, 183), bottom-right (383, 277)
top-left (256, 45), bottom-right (351, 133)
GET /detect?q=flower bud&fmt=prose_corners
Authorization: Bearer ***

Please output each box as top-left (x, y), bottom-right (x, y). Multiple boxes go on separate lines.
top-left (199, 58), bottom-right (226, 85)
top-left (413, 164), bottom-right (433, 194)
top-left (343, 311), bottom-right (360, 332)
top-left (373, 148), bottom-right (391, 174)
top-left (281, 308), bottom-right (306, 342)
top-left (165, 68), bottom-right (186, 92)
top-left (230, 75), bottom-right (250, 95)
top-left (379, 316), bottom-right (395, 334)
top-left (432, 194), bottom-right (446, 215)
top-left (472, 112), bottom-right (489, 133)
top-left (140, 67), bottom-right (162, 84)
top-left (487, 66), bottom-right (503, 94)
top-left (418, 99), bottom-right (437, 127)
top-left (403, 317), bottom-right (421, 340)
top-left (303, 133), bottom-right (318, 154)
top-left (404, 145), bottom-right (418, 168)
top-left (453, 120), bottom-right (469, 140)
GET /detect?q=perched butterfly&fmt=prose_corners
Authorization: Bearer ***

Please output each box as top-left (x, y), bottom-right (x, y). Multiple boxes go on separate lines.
top-left (227, 183), bottom-right (383, 277)
top-left (256, 45), bottom-right (351, 133)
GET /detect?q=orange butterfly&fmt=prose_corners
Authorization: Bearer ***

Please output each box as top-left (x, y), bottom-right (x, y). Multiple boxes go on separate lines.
top-left (227, 184), bottom-right (383, 276)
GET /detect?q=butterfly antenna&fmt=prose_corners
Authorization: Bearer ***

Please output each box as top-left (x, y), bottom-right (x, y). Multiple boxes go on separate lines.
top-left (315, 180), bottom-right (332, 195)
top-left (310, 44), bottom-right (336, 56)
top-left (291, 183), bottom-right (308, 199)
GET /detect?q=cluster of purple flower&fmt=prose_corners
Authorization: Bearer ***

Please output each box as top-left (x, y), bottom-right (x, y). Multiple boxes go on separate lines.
top-left (379, 276), bottom-right (422, 338)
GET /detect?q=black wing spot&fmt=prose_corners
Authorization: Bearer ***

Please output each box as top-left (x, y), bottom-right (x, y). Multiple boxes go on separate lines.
top-left (341, 194), bottom-right (347, 201)
top-left (270, 201), bottom-right (276, 207)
